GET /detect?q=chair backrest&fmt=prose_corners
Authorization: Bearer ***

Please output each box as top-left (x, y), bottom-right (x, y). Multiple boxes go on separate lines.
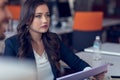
top-left (73, 30), bottom-right (102, 52)
top-left (72, 12), bottom-right (103, 52)
top-left (73, 12), bottom-right (103, 31)
top-left (7, 5), bottom-right (21, 20)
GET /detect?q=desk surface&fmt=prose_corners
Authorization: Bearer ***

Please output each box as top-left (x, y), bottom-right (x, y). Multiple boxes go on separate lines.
top-left (50, 26), bottom-right (72, 34)
top-left (50, 18), bottom-right (120, 34)
top-left (103, 19), bottom-right (120, 27)
top-left (84, 42), bottom-right (120, 56)
top-left (60, 51), bottom-right (120, 79)
top-left (76, 51), bottom-right (120, 77)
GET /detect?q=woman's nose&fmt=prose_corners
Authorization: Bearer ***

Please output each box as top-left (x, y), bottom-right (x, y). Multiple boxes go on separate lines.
top-left (42, 16), bottom-right (48, 23)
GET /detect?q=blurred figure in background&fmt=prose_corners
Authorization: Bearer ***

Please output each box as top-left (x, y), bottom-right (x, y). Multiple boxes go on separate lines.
top-left (0, 0), bottom-right (12, 54)
top-left (0, 0), bottom-right (11, 40)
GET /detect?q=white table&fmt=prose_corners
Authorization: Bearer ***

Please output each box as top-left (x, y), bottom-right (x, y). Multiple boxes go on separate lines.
top-left (103, 19), bottom-right (120, 27)
top-left (50, 18), bottom-right (120, 35)
top-left (50, 26), bottom-right (72, 35)
top-left (84, 42), bottom-right (120, 56)
top-left (60, 51), bottom-right (120, 79)
top-left (76, 51), bottom-right (120, 78)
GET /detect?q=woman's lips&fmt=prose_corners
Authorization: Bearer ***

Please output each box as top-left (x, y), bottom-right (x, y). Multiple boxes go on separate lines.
top-left (41, 25), bottom-right (48, 28)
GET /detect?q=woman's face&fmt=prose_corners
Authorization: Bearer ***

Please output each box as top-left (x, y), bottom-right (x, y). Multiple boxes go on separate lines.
top-left (0, 0), bottom-right (11, 33)
top-left (30, 4), bottom-right (50, 34)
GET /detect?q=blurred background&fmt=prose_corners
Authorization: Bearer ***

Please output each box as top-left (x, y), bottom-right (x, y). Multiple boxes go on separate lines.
top-left (3, 0), bottom-right (120, 52)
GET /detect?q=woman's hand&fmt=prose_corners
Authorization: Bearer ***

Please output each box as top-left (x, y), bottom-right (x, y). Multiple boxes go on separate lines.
top-left (89, 71), bottom-right (107, 80)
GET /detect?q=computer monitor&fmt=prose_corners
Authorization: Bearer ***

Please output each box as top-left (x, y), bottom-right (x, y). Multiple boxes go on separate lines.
top-left (55, 1), bottom-right (72, 28)
top-left (57, 1), bottom-right (72, 18)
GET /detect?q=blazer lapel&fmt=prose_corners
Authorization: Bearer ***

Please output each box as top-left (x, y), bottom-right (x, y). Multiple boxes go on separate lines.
top-left (24, 41), bottom-right (35, 60)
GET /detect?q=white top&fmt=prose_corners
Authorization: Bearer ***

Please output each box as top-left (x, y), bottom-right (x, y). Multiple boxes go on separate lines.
top-left (34, 50), bottom-right (54, 80)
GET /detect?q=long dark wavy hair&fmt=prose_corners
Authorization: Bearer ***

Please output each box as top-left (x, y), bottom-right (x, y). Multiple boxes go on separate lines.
top-left (17, 0), bottom-right (62, 76)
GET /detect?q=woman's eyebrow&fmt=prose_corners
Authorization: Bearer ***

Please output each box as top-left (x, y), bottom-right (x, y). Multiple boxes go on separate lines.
top-left (35, 12), bottom-right (50, 14)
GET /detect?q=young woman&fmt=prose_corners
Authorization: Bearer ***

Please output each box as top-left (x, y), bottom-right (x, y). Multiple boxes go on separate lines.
top-left (4, 0), bottom-right (105, 80)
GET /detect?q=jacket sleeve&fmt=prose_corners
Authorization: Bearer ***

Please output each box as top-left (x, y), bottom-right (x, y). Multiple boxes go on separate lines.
top-left (59, 40), bottom-right (90, 71)
top-left (3, 38), bottom-right (17, 57)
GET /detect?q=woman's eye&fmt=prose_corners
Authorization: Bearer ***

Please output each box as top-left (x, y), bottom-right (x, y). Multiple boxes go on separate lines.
top-left (35, 15), bottom-right (41, 18)
top-left (34, 13), bottom-right (50, 19)
top-left (47, 14), bottom-right (50, 17)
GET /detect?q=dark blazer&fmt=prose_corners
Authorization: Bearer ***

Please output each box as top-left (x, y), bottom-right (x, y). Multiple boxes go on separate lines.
top-left (4, 34), bottom-right (90, 80)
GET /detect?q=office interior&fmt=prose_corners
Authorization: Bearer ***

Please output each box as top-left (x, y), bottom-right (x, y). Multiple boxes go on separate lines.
top-left (1, 0), bottom-right (120, 80)
top-left (7, 0), bottom-right (120, 48)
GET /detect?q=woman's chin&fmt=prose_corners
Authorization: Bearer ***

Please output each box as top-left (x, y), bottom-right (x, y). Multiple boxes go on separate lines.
top-left (40, 29), bottom-right (48, 33)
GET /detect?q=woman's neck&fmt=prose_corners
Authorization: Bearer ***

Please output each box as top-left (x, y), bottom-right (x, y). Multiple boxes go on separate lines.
top-left (30, 33), bottom-right (44, 56)
top-left (30, 31), bottom-right (42, 43)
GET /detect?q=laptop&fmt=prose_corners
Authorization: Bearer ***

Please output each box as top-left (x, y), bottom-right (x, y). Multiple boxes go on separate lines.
top-left (57, 64), bottom-right (108, 80)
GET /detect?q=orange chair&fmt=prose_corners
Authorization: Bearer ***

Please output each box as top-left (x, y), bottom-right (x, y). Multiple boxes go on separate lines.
top-left (72, 12), bottom-right (103, 52)
top-left (73, 12), bottom-right (103, 31)
top-left (7, 5), bottom-right (21, 20)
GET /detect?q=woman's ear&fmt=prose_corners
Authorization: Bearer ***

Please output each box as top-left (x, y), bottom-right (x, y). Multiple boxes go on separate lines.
top-left (26, 18), bottom-right (33, 26)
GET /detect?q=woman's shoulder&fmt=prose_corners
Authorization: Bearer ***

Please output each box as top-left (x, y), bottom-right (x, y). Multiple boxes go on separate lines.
top-left (6, 34), bottom-right (18, 40)
top-left (5, 34), bottom-right (19, 43)
top-left (48, 32), bottom-right (63, 45)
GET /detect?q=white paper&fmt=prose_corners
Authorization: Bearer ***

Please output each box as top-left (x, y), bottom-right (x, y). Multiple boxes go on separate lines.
top-left (57, 64), bottom-right (108, 80)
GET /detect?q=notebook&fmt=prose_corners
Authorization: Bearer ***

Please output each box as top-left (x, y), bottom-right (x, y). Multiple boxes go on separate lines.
top-left (57, 64), bottom-right (108, 80)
